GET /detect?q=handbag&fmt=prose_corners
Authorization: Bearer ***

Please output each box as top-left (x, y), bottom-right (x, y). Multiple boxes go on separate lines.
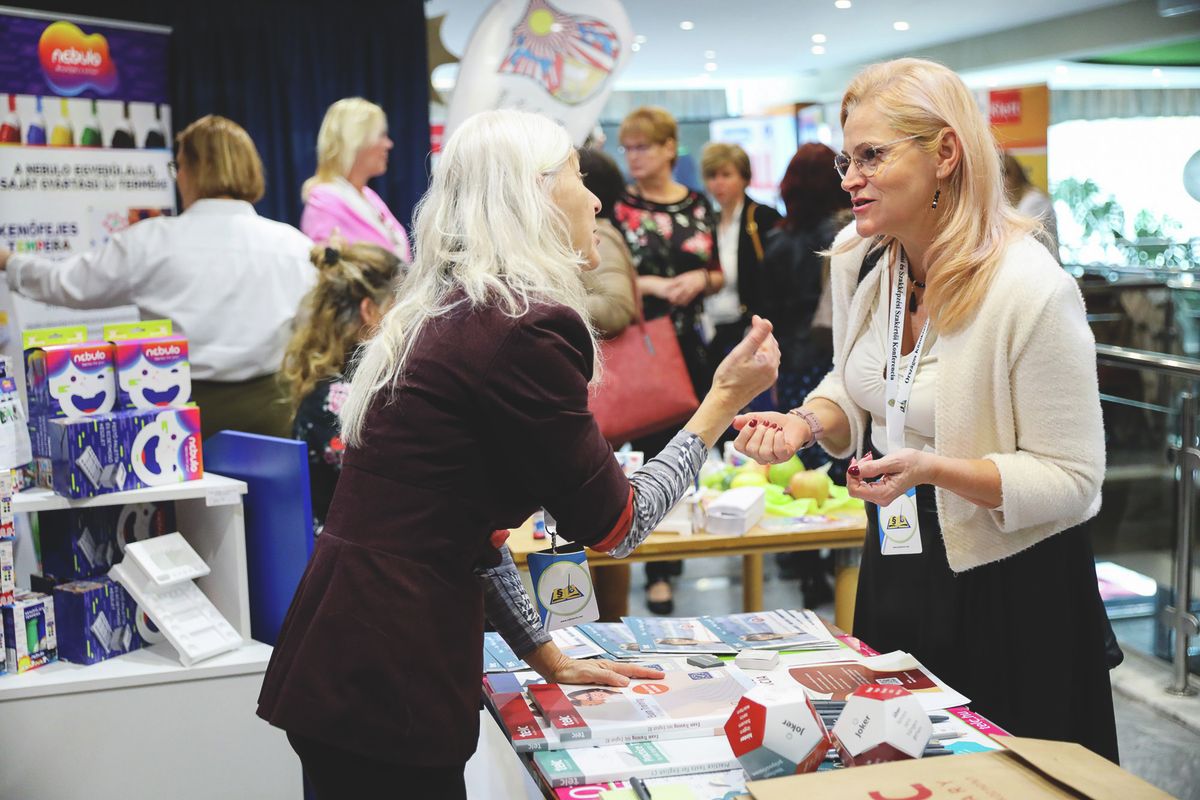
top-left (588, 261), bottom-right (700, 445)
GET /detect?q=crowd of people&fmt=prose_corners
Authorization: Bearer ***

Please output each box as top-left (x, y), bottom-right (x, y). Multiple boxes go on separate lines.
top-left (0, 56), bottom-right (1110, 797)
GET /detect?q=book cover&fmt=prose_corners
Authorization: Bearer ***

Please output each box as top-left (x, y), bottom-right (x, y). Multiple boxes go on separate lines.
top-left (578, 621), bottom-right (643, 659)
top-left (622, 616), bottom-right (737, 655)
top-left (532, 736), bottom-right (741, 788)
top-left (527, 666), bottom-right (752, 745)
top-left (700, 609), bottom-right (839, 651)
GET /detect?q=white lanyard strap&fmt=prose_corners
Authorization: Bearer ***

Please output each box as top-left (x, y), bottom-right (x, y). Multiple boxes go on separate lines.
top-left (885, 254), bottom-right (930, 453)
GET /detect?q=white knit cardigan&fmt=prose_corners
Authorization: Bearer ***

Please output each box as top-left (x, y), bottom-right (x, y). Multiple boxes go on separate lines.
top-left (807, 226), bottom-right (1104, 572)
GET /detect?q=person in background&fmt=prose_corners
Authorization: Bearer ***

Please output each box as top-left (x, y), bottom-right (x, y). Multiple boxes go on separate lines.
top-left (1002, 153), bottom-right (1060, 262)
top-left (257, 109), bottom-right (780, 798)
top-left (700, 142), bottom-right (781, 368)
top-left (759, 143), bottom-right (853, 605)
top-left (615, 106), bottom-right (723, 615)
top-left (577, 147), bottom-right (637, 621)
top-left (282, 242), bottom-right (403, 535)
top-left (578, 148), bottom-right (637, 340)
top-left (734, 58), bottom-right (1117, 761)
top-left (0, 115), bottom-right (315, 440)
top-left (300, 98), bottom-right (412, 261)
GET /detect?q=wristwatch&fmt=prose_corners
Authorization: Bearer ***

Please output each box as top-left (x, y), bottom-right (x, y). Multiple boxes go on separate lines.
top-left (787, 408), bottom-right (823, 450)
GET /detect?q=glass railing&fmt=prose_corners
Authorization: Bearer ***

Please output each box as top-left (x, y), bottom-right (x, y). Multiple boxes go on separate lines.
top-left (1092, 342), bottom-right (1199, 696)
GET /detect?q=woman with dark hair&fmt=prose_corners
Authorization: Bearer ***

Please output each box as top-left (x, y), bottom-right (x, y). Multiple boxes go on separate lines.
top-left (578, 148), bottom-right (636, 339)
top-left (762, 143), bottom-right (852, 419)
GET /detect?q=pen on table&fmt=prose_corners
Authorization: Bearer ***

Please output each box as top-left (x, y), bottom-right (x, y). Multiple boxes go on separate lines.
top-left (629, 775), bottom-right (653, 800)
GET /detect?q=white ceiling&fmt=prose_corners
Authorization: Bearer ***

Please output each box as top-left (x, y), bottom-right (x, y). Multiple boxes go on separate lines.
top-left (425, 0), bottom-right (1159, 86)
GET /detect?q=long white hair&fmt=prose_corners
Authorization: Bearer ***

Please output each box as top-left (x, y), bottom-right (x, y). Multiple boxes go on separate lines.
top-left (340, 109), bottom-right (595, 446)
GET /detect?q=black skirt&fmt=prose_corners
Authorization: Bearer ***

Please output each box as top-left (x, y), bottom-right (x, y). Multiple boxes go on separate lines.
top-left (854, 476), bottom-right (1119, 763)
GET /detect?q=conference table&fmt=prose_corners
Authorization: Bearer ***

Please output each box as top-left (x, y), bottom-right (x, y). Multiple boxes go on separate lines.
top-left (505, 511), bottom-right (868, 629)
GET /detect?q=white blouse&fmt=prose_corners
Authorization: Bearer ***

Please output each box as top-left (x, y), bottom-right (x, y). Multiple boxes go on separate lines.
top-left (844, 262), bottom-right (939, 455)
top-left (7, 199), bottom-right (316, 381)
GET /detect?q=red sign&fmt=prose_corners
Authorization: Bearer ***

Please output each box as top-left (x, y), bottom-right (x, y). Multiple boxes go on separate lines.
top-left (989, 89), bottom-right (1022, 125)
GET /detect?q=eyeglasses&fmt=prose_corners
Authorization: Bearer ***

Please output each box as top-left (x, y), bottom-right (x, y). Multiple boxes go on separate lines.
top-left (834, 134), bottom-right (920, 179)
top-left (619, 143), bottom-right (656, 156)
top-left (167, 160), bottom-right (179, 179)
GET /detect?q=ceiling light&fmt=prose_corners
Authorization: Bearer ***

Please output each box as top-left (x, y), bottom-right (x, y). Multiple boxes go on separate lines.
top-left (812, 45), bottom-right (826, 55)
top-left (631, 42), bottom-right (641, 52)
top-left (893, 20), bottom-right (910, 31)
top-left (812, 33), bottom-right (827, 43)
top-left (835, 0), bottom-right (852, 8)
top-left (705, 61), bottom-right (718, 71)
top-left (705, 49), bottom-right (717, 59)
top-left (987, 79), bottom-right (999, 88)
top-left (1152, 67), bottom-right (1163, 78)
top-left (634, 34), bottom-right (647, 44)
top-left (680, 20), bottom-right (695, 31)
top-left (1055, 65), bottom-right (1069, 75)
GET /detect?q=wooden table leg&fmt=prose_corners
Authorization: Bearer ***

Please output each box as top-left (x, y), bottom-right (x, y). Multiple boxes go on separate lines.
top-left (834, 563), bottom-right (859, 632)
top-left (742, 553), bottom-right (764, 611)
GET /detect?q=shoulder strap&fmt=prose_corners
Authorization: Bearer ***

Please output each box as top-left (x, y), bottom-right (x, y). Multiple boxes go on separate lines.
top-left (744, 201), bottom-right (765, 262)
top-left (858, 243), bottom-right (886, 286)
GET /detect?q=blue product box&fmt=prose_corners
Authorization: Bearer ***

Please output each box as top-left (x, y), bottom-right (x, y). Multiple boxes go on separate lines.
top-left (53, 576), bottom-right (144, 664)
top-left (2, 590), bottom-right (58, 674)
top-left (111, 336), bottom-right (191, 411)
top-left (39, 501), bottom-right (177, 580)
top-left (48, 406), bottom-right (203, 498)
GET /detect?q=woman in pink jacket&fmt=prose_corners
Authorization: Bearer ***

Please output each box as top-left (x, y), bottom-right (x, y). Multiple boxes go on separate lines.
top-left (300, 98), bottom-right (412, 260)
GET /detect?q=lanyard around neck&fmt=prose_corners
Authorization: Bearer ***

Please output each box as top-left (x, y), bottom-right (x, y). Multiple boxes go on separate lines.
top-left (885, 253), bottom-right (931, 453)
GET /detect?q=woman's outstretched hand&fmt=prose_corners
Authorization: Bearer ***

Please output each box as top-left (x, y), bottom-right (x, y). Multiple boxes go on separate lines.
top-left (547, 657), bottom-right (665, 687)
top-left (710, 315), bottom-right (780, 407)
top-left (730, 411), bottom-right (811, 465)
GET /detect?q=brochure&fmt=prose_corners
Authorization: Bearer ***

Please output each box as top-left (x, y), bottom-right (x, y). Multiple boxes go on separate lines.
top-left (622, 616), bottom-right (737, 655)
top-left (533, 735), bottom-right (741, 788)
top-left (578, 621), bottom-right (644, 659)
top-left (700, 609), bottom-right (839, 651)
top-left (550, 625), bottom-right (608, 660)
top-left (483, 631), bottom-right (527, 672)
top-left (784, 651), bottom-right (971, 711)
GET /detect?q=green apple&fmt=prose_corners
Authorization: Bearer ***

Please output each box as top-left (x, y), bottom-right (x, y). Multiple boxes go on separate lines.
top-left (730, 471), bottom-right (769, 489)
top-left (788, 471), bottom-right (831, 505)
top-left (767, 455), bottom-right (805, 487)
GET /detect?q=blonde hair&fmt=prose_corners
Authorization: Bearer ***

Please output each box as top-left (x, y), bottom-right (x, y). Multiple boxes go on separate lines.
top-left (302, 98), bottom-right (387, 199)
top-left (837, 58), bottom-right (1034, 332)
top-left (175, 115), bottom-right (264, 203)
top-left (339, 109), bottom-right (595, 446)
top-left (619, 106), bottom-right (678, 167)
top-left (282, 243), bottom-right (403, 411)
top-left (701, 142), bottom-right (751, 182)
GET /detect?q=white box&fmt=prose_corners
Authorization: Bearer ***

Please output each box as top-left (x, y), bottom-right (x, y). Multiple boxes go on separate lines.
top-left (704, 487), bottom-right (765, 536)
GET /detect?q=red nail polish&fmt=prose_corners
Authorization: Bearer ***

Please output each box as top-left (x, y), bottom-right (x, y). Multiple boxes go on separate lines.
top-left (848, 465), bottom-right (861, 477)
top-left (749, 419), bottom-right (758, 428)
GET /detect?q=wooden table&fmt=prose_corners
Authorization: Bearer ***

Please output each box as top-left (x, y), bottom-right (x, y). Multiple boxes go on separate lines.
top-left (506, 512), bottom-right (867, 629)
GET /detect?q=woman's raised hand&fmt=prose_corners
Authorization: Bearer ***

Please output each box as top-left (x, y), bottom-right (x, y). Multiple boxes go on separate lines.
top-left (731, 411), bottom-right (812, 465)
top-left (710, 315), bottom-right (780, 407)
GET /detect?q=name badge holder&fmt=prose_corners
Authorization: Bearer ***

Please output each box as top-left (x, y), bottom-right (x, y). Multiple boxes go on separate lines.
top-left (878, 257), bottom-right (930, 557)
top-left (526, 510), bottom-right (599, 631)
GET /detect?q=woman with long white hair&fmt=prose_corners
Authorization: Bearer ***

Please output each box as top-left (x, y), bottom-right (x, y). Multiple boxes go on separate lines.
top-left (258, 109), bottom-right (780, 797)
top-left (733, 58), bottom-right (1118, 761)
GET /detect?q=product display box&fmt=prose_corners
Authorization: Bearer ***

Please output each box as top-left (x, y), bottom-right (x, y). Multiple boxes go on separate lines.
top-left (23, 326), bottom-right (117, 487)
top-left (0, 539), bottom-right (14, 604)
top-left (2, 590), bottom-right (58, 674)
top-left (39, 501), bottom-right (176, 580)
top-left (747, 736), bottom-right (1174, 800)
top-left (48, 406), bottom-right (203, 498)
top-left (104, 320), bottom-right (191, 411)
top-left (53, 576), bottom-right (144, 665)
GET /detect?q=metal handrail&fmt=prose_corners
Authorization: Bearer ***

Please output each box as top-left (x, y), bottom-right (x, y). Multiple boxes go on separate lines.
top-left (1095, 343), bottom-right (1200, 380)
top-left (1095, 343), bottom-right (1199, 696)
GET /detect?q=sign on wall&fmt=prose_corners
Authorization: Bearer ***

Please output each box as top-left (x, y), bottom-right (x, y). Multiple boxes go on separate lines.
top-left (985, 84), bottom-right (1050, 192)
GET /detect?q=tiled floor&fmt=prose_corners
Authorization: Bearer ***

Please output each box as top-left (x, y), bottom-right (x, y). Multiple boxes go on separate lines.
top-left (621, 553), bottom-right (1200, 800)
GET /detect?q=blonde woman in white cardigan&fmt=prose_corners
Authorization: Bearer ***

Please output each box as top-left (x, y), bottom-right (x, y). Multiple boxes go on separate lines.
top-left (732, 58), bottom-right (1117, 762)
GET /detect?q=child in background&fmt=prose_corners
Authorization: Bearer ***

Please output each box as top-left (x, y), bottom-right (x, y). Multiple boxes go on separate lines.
top-left (281, 243), bottom-right (403, 535)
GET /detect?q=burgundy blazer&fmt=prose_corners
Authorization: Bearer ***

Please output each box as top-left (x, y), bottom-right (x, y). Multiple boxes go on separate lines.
top-left (257, 298), bottom-right (634, 766)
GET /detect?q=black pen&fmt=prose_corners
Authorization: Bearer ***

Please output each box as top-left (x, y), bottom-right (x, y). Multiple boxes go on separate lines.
top-left (629, 775), bottom-right (653, 800)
